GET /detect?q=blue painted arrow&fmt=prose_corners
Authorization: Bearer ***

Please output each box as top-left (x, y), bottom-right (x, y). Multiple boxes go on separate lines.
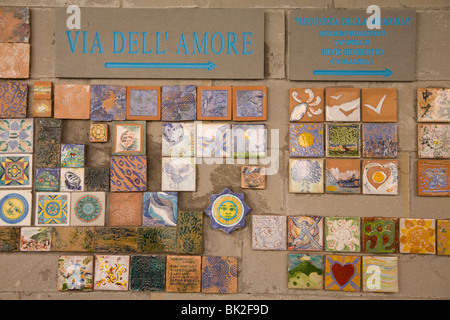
top-left (105, 61), bottom-right (217, 71)
top-left (313, 68), bottom-right (393, 78)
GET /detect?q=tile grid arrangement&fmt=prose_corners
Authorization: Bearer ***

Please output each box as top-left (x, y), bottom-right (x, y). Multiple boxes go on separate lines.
top-left (416, 88), bottom-right (450, 196)
top-left (289, 88), bottom-right (399, 195)
top-left (252, 215), bottom-right (450, 292)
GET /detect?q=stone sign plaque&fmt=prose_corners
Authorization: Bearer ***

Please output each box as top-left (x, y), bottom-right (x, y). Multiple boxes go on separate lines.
top-left (289, 9), bottom-right (416, 81)
top-left (55, 8), bottom-right (264, 79)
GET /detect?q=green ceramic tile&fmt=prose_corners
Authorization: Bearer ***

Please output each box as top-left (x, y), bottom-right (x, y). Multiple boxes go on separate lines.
top-left (130, 255), bottom-right (166, 292)
top-left (0, 227), bottom-right (20, 251)
top-left (176, 211), bottom-right (203, 254)
top-left (52, 227), bottom-right (94, 252)
top-left (94, 227), bottom-right (138, 253)
top-left (137, 227), bottom-right (177, 253)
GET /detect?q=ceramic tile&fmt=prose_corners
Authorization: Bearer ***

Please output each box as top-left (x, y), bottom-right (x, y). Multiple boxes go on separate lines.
top-left (94, 228), bottom-right (138, 253)
top-left (437, 219), bottom-right (450, 256)
top-left (20, 227), bottom-right (52, 252)
top-left (142, 192), bottom-right (178, 227)
top-left (196, 123), bottom-right (231, 158)
top-left (34, 143), bottom-right (60, 168)
top-left (94, 255), bottom-right (130, 291)
top-left (232, 86), bottom-right (267, 121)
top-left (35, 119), bottom-right (62, 144)
top-left (399, 218), bottom-right (436, 254)
top-left (130, 255), bottom-right (166, 291)
top-left (204, 187), bottom-right (251, 234)
top-left (197, 86), bottom-right (232, 120)
top-left (60, 144), bottom-right (85, 168)
top-left (361, 88), bottom-right (397, 122)
top-left (417, 160), bottom-right (450, 196)
top-left (89, 123), bottom-right (108, 143)
top-left (90, 84), bottom-right (126, 121)
top-left (289, 158), bottom-right (324, 193)
top-left (0, 154), bottom-right (32, 188)
top-left (252, 215), bottom-right (286, 250)
top-left (162, 122), bottom-right (195, 157)
top-left (289, 123), bottom-right (324, 158)
top-left (57, 256), bottom-right (94, 291)
top-left (232, 124), bottom-right (266, 158)
top-left (177, 211), bottom-right (203, 254)
top-left (0, 119), bottom-right (33, 153)
top-left (202, 256), bottom-right (238, 293)
top-left (362, 123), bottom-right (398, 158)
top-left (60, 168), bottom-right (85, 192)
top-left (287, 216), bottom-right (324, 251)
top-left (325, 254), bottom-right (361, 292)
top-left (71, 192), bottom-right (106, 227)
top-left (0, 7), bottom-right (29, 43)
top-left (35, 192), bottom-right (70, 226)
top-left (418, 124), bottom-right (450, 159)
top-left (110, 155), bottom-right (147, 192)
top-left (84, 167), bottom-right (110, 192)
top-left (241, 166), bottom-right (266, 189)
top-left (325, 217), bottom-right (361, 252)
top-left (326, 124), bottom-right (361, 158)
top-left (417, 88), bottom-right (450, 122)
top-left (112, 121), bottom-right (146, 155)
top-left (161, 85), bottom-right (196, 121)
top-left (288, 254), bottom-right (324, 290)
top-left (109, 192), bottom-right (143, 227)
top-left (33, 81), bottom-right (52, 100)
top-left (0, 43), bottom-right (30, 79)
top-left (137, 227), bottom-right (177, 253)
top-left (165, 255), bottom-right (202, 293)
top-left (0, 190), bottom-right (32, 226)
top-left (362, 217), bottom-right (398, 253)
top-left (54, 84), bottom-right (91, 119)
top-left (362, 256), bottom-right (398, 293)
top-left (126, 86), bottom-right (161, 120)
top-left (325, 88), bottom-right (360, 122)
top-left (0, 227), bottom-right (20, 252)
top-left (325, 159), bottom-right (361, 194)
top-left (52, 227), bottom-right (94, 252)
top-left (161, 157), bottom-right (195, 192)
top-left (362, 160), bottom-right (399, 195)
top-left (32, 100), bottom-right (52, 118)
top-left (0, 82), bottom-right (27, 118)
top-left (289, 88), bottom-right (324, 122)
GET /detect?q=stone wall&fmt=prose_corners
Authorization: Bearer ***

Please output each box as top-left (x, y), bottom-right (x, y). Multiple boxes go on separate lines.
top-left (0, 0), bottom-right (449, 300)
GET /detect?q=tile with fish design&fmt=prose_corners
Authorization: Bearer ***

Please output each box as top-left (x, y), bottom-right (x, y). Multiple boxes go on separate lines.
top-left (0, 82), bottom-right (27, 118)
top-left (241, 166), bottom-right (265, 189)
top-left (361, 88), bottom-right (397, 122)
top-left (112, 121), bottom-right (146, 156)
top-left (58, 256), bottom-right (94, 291)
top-left (325, 159), bottom-right (361, 194)
top-left (0, 7), bottom-right (30, 43)
top-left (54, 84), bottom-right (91, 119)
top-left (0, 43), bottom-right (30, 79)
top-left (417, 88), bottom-right (450, 122)
top-left (60, 144), bottom-right (85, 168)
top-left (94, 255), bottom-right (130, 291)
top-left (110, 155), bottom-right (147, 192)
top-left (161, 85), bottom-right (196, 121)
top-left (325, 88), bottom-right (360, 122)
top-left (362, 160), bottom-right (398, 195)
top-left (176, 211), bottom-right (203, 254)
top-left (289, 88), bottom-right (324, 122)
top-left (202, 256), bottom-right (238, 294)
top-left (161, 157), bottom-right (195, 192)
top-left (142, 192), bottom-right (178, 227)
top-left (130, 255), bottom-right (166, 292)
top-left (418, 124), bottom-right (450, 159)
top-left (90, 84), bottom-right (126, 121)
top-left (126, 86), bottom-right (161, 120)
top-left (0, 190), bottom-right (32, 226)
top-left (232, 86), bottom-right (267, 121)
top-left (0, 119), bottom-right (33, 153)
top-left (197, 86), bottom-right (232, 120)
top-left (417, 160), bottom-right (450, 196)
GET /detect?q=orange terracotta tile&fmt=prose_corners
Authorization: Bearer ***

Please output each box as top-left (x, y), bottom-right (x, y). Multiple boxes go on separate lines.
top-left (109, 192), bottom-right (143, 227)
top-left (32, 99), bottom-right (52, 118)
top-left (361, 88), bottom-right (397, 122)
top-left (0, 43), bottom-right (30, 79)
top-left (54, 84), bottom-right (91, 119)
top-left (0, 7), bottom-right (30, 43)
top-left (33, 81), bottom-right (52, 100)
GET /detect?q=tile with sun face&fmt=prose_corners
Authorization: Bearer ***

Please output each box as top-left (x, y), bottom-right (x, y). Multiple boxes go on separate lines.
top-left (289, 123), bottom-right (324, 158)
top-left (35, 192), bottom-right (70, 226)
top-left (0, 154), bottom-right (32, 188)
top-left (126, 86), bottom-right (161, 120)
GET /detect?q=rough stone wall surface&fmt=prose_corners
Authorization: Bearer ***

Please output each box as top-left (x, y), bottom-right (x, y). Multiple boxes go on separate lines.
top-left (0, 0), bottom-right (449, 300)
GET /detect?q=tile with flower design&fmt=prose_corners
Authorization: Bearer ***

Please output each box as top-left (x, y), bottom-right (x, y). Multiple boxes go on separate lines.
top-left (289, 88), bottom-right (324, 122)
top-left (0, 82), bottom-right (27, 118)
top-left (0, 119), bottom-right (33, 154)
top-left (417, 160), bottom-right (450, 196)
top-left (362, 217), bottom-right (398, 253)
top-left (418, 124), bottom-right (450, 159)
top-left (90, 123), bottom-right (108, 143)
top-left (361, 88), bottom-right (397, 122)
top-left (54, 84), bottom-right (91, 119)
top-left (288, 254), bottom-right (324, 290)
top-left (202, 256), bottom-right (238, 293)
top-left (289, 123), bottom-right (324, 158)
top-left (94, 255), bottom-right (130, 291)
top-left (20, 227), bottom-right (52, 252)
top-left (399, 218), bottom-right (436, 254)
top-left (166, 255), bottom-right (202, 293)
top-left (90, 84), bottom-right (126, 121)
top-left (325, 254), bottom-right (361, 292)
top-left (71, 192), bottom-right (106, 227)
top-left (0, 43), bottom-right (30, 79)
top-left (417, 88), bottom-right (450, 122)
top-left (437, 219), bottom-right (450, 256)
top-left (362, 256), bottom-right (398, 293)
top-left (161, 85), bottom-right (196, 121)
top-left (326, 88), bottom-right (360, 122)
top-left (288, 216), bottom-right (323, 251)
top-left (325, 159), bottom-right (361, 194)
top-left (58, 255), bottom-right (94, 291)
top-left (289, 158), bottom-right (324, 193)
top-left (325, 217), bottom-right (361, 252)
top-left (252, 215), bottom-right (286, 250)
